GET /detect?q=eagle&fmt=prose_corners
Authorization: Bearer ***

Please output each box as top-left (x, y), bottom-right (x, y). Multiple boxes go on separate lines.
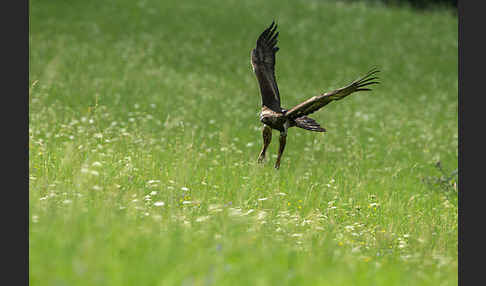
top-left (251, 21), bottom-right (380, 169)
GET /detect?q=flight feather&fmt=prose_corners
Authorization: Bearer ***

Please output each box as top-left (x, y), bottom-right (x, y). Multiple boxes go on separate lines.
top-left (284, 68), bottom-right (380, 120)
top-left (251, 21), bottom-right (282, 111)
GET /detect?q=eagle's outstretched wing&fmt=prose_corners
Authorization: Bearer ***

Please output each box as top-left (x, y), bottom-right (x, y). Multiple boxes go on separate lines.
top-left (284, 68), bottom-right (380, 120)
top-left (251, 21), bottom-right (281, 112)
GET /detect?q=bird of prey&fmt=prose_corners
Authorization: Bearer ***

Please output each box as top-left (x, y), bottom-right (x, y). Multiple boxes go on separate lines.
top-left (250, 21), bottom-right (380, 169)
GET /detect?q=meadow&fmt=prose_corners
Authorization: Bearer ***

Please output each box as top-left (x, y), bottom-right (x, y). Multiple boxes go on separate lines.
top-left (29, 0), bottom-right (458, 285)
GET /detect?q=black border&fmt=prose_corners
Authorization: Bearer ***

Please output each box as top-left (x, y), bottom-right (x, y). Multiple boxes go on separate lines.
top-left (458, 1), bottom-right (484, 286)
top-left (2, 0), bottom-right (29, 284)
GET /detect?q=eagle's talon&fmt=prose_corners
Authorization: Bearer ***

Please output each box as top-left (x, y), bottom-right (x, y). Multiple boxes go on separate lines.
top-left (257, 154), bottom-right (265, 163)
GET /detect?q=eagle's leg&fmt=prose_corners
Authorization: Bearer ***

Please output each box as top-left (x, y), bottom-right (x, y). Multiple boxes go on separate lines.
top-left (258, 124), bottom-right (272, 163)
top-left (274, 132), bottom-right (287, 169)
top-left (274, 121), bottom-right (289, 169)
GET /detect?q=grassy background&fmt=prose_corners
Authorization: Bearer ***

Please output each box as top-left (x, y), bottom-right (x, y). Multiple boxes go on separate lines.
top-left (29, 0), bottom-right (458, 285)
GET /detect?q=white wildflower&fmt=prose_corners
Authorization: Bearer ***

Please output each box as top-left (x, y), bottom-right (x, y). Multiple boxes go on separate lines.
top-left (92, 161), bottom-right (102, 167)
top-left (196, 216), bottom-right (210, 222)
top-left (257, 211), bottom-right (267, 220)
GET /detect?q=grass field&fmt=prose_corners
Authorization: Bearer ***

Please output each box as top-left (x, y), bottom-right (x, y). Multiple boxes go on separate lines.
top-left (29, 0), bottom-right (458, 285)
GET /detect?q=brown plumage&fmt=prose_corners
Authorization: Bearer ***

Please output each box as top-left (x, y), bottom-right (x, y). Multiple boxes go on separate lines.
top-left (251, 21), bottom-right (380, 169)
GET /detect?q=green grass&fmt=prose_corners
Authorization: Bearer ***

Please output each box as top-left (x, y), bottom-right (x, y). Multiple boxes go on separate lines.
top-left (29, 0), bottom-right (458, 285)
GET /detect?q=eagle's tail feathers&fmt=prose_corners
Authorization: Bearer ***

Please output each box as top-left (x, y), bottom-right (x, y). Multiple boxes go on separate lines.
top-left (294, 116), bottom-right (326, 132)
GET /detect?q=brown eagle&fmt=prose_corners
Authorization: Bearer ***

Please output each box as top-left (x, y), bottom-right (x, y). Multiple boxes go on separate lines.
top-left (251, 21), bottom-right (380, 169)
